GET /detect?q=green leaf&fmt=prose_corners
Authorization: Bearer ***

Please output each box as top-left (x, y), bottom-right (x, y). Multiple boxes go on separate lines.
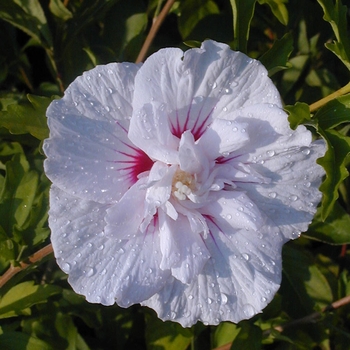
top-left (213, 322), bottom-right (240, 348)
top-left (229, 322), bottom-right (262, 350)
top-left (0, 331), bottom-right (53, 350)
top-left (259, 32), bottom-right (293, 76)
top-left (314, 94), bottom-right (350, 130)
top-left (230, 0), bottom-right (257, 53)
top-left (258, 0), bottom-right (289, 25)
top-left (145, 314), bottom-right (193, 350)
top-left (284, 102), bottom-right (311, 129)
top-left (0, 281), bottom-right (61, 319)
top-left (0, 0), bottom-right (52, 48)
top-left (0, 94), bottom-right (51, 141)
top-left (317, 129), bottom-right (350, 219)
top-left (305, 201), bottom-right (350, 244)
top-left (317, 0), bottom-right (350, 70)
top-left (0, 153), bottom-right (39, 234)
top-left (178, 0), bottom-right (220, 39)
top-left (283, 244), bottom-right (333, 313)
top-left (49, 0), bottom-right (73, 21)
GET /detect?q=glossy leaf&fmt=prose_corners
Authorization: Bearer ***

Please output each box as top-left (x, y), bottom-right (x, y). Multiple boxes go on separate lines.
top-left (0, 94), bottom-right (51, 141)
top-left (314, 94), bottom-right (350, 130)
top-left (178, 0), bottom-right (220, 39)
top-left (317, 129), bottom-right (350, 219)
top-left (258, 0), bottom-right (289, 25)
top-left (229, 322), bottom-right (262, 350)
top-left (0, 0), bottom-right (52, 48)
top-left (0, 281), bottom-right (61, 319)
top-left (305, 202), bottom-right (350, 244)
top-left (259, 32), bottom-right (293, 76)
top-left (283, 244), bottom-right (333, 313)
top-left (284, 102), bottom-right (311, 129)
top-left (230, 0), bottom-right (257, 52)
top-left (317, 0), bottom-right (350, 70)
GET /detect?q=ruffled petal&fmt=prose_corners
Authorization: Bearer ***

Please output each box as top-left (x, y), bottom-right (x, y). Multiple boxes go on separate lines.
top-left (132, 40), bottom-right (281, 142)
top-left (44, 63), bottom-right (153, 203)
top-left (50, 186), bottom-right (170, 306)
top-left (142, 218), bottom-right (282, 327)
top-left (238, 141), bottom-right (325, 240)
top-left (158, 210), bottom-right (210, 284)
top-left (197, 119), bottom-right (249, 160)
top-left (128, 102), bottom-right (179, 163)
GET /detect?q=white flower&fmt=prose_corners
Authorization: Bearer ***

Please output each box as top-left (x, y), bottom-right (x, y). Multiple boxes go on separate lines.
top-left (44, 40), bottom-right (325, 327)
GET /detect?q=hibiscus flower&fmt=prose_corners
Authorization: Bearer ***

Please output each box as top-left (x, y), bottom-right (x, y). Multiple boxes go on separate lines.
top-left (44, 40), bottom-right (325, 327)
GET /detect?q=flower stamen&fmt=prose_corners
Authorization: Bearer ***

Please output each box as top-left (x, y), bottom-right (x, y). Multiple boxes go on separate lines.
top-left (172, 169), bottom-right (196, 200)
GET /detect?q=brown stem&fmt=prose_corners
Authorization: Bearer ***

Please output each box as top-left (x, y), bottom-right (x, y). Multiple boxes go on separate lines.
top-left (212, 294), bottom-right (350, 350)
top-left (309, 82), bottom-right (350, 113)
top-left (63, 0), bottom-right (70, 7)
top-left (135, 0), bottom-right (176, 63)
top-left (0, 244), bottom-right (53, 289)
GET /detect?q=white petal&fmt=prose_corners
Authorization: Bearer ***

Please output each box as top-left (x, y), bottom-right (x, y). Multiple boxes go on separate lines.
top-left (201, 191), bottom-right (264, 231)
top-left (44, 63), bottom-right (153, 203)
top-left (197, 119), bottom-right (249, 159)
top-left (142, 218), bottom-right (282, 327)
top-left (128, 102), bottom-right (179, 163)
top-left (104, 178), bottom-right (146, 240)
top-left (238, 141), bottom-right (325, 240)
top-left (159, 210), bottom-right (210, 284)
top-left (132, 40), bottom-right (280, 142)
top-left (49, 186), bottom-right (170, 306)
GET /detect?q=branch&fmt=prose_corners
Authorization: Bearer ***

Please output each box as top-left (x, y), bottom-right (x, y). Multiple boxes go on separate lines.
top-left (213, 294), bottom-right (350, 350)
top-left (310, 81), bottom-right (350, 113)
top-left (135, 0), bottom-right (176, 63)
top-left (0, 244), bottom-right (53, 289)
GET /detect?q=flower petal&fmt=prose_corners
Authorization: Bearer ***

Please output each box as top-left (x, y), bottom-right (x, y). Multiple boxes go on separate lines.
top-left (238, 141), bottom-right (325, 240)
top-left (158, 210), bottom-right (210, 284)
top-left (44, 63), bottom-right (153, 203)
top-left (142, 218), bottom-right (282, 327)
top-left (132, 40), bottom-right (281, 142)
top-left (128, 102), bottom-right (179, 163)
top-left (50, 186), bottom-right (170, 306)
top-left (197, 119), bottom-right (249, 160)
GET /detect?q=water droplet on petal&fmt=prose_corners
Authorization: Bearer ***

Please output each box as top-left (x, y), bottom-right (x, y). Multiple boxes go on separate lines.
top-left (62, 262), bottom-right (71, 273)
top-left (302, 149), bottom-right (311, 155)
top-left (242, 253), bottom-right (250, 261)
top-left (266, 150), bottom-right (275, 157)
top-left (243, 304), bottom-right (256, 318)
top-left (188, 295), bottom-right (194, 300)
top-left (221, 293), bottom-right (228, 305)
top-left (289, 195), bottom-right (298, 201)
top-left (85, 267), bottom-right (95, 277)
top-left (268, 192), bottom-right (277, 198)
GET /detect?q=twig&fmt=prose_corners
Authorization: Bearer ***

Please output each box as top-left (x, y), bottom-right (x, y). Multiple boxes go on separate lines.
top-left (0, 243), bottom-right (53, 289)
top-left (212, 294), bottom-right (350, 350)
top-left (309, 82), bottom-right (350, 113)
top-left (135, 0), bottom-right (176, 63)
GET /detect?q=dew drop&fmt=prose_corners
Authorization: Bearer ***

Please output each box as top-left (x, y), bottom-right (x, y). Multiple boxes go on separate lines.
top-left (232, 127), bottom-right (238, 132)
top-left (268, 192), bottom-right (277, 198)
top-left (62, 262), bottom-right (71, 273)
top-left (289, 195), bottom-right (298, 201)
top-left (98, 244), bottom-right (104, 250)
top-left (242, 253), bottom-right (250, 261)
top-left (222, 106), bottom-right (227, 112)
top-left (226, 214), bottom-right (232, 220)
top-left (188, 295), bottom-right (194, 300)
top-left (85, 267), bottom-right (95, 277)
top-left (221, 293), bottom-right (228, 305)
top-left (302, 149), bottom-right (311, 155)
top-left (266, 150), bottom-right (275, 157)
top-left (243, 304), bottom-right (256, 318)
top-left (207, 298), bottom-right (213, 304)
top-left (100, 269), bottom-right (107, 275)
top-left (212, 82), bottom-right (217, 89)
